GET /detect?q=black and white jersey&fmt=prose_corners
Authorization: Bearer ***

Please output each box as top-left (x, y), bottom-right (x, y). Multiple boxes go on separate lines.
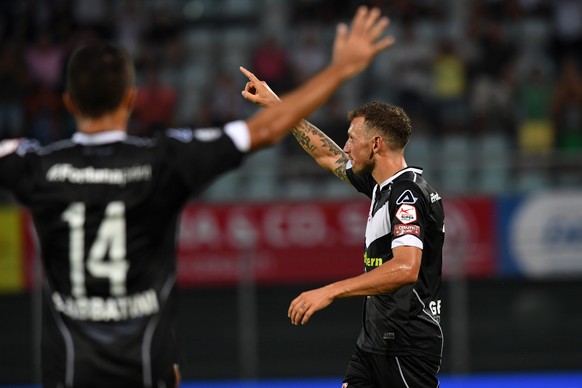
top-left (0, 121), bottom-right (249, 388)
top-left (346, 164), bottom-right (445, 362)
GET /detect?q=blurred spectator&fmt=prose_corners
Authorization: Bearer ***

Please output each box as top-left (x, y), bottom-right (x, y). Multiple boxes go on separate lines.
top-left (114, 0), bottom-right (144, 59)
top-left (19, 0), bottom-right (72, 43)
top-left (477, 0), bottom-right (523, 21)
top-left (0, 44), bottom-right (28, 139)
top-left (475, 21), bottom-right (516, 80)
top-left (289, 29), bottom-right (327, 84)
top-left (70, 0), bottom-right (113, 39)
top-left (210, 74), bottom-right (247, 127)
top-left (142, 6), bottom-right (182, 66)
top-left (515, 0), bottom-right (551, 18)
top-left (431, 39), bottom-right (468, 135)
top-left (549, 0), bottom-right (582, 67)
top-left (516, 67), bottom-right (554, 153)
top-left (159, 39), bottom-right (193, 126)
top-left (551, 57), bottom-right (582, 151)
top-left (132, 66), bottom-right (177, 136)
top-left (24, 31), bottom-right (64, 90)
top-left (386, 22), bottom-right (435, 126)
top-left (24, 83), bottom-right (64, 144)
top-left (470, 65), bottom-right (516, 138)
top-left (251, 36), bottom-right (292, 94)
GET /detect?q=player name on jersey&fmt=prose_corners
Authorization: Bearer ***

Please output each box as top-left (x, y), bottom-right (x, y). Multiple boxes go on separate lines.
top-left (51, 289), bottom-right (159, 321)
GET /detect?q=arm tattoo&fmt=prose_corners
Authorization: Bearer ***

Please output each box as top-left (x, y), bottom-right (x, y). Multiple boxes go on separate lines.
top-left (291, 120), bottom-right (350, 183)
top-left (334, 155), bottom-right (350, 184)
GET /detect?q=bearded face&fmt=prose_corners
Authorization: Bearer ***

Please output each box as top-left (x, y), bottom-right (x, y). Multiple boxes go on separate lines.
top-left (343, 116), bottom-right (376, 175)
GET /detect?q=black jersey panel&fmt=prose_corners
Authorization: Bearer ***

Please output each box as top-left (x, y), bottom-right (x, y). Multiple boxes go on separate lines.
top-left (162, 127), bottom-right (245, 196)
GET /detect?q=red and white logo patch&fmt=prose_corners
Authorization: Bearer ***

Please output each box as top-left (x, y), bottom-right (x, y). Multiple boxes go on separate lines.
top-left (395, 204), bottom-right (417, 224)
top-left (394, 224), bottom-right (421, 237)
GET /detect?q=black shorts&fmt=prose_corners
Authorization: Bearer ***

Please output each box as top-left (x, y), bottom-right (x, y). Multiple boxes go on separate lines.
top-left (342, 346), bottom-right (441, 388)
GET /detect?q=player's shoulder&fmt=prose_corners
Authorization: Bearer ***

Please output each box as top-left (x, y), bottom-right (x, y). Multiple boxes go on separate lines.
top-left (0, 138), bottom-right (42, 158)
top-left (391, 170), bottom-right (423, 194)
top-left (390, 168), bottom-right (433, 206)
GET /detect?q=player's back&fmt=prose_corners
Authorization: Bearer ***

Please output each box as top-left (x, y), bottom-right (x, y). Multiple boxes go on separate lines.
top-left (29, 133), bottom-right (184, 387)
top-left (0, 126), bottom-right (246, 387)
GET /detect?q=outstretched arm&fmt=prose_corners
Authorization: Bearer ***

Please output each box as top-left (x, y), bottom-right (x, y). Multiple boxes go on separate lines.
top-left (241, 78), bottom-right (351, 183)
top-left (288, 246), bottom-right (422, 325)
top-left (242, 79), bottom-right (350, 183)
top-left (242, 6), bottom-right (394, 152)
top-left (291, 120), bottom-right (350, 184)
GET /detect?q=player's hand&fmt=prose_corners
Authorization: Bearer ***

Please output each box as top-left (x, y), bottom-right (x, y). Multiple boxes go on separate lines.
top-left (288, 287), bottom-right (335, 325)
top-left (240, 66), bottom-right (281, 108)
top-left (331, 6), bottom-right (395, 80)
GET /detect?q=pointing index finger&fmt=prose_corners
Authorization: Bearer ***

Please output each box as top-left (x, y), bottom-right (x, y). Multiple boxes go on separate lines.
top-left (239, 66), bottom-right (259, 83)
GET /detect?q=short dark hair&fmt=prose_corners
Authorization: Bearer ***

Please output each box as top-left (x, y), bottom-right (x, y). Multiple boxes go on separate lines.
top-left (66, 42), bottom-right (134, 118)
top-left (348, 101), bottom-right (412, 150)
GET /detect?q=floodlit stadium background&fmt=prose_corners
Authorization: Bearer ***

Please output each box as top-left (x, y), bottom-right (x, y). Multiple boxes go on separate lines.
top-left (1, 0), bottom-right (582, 386)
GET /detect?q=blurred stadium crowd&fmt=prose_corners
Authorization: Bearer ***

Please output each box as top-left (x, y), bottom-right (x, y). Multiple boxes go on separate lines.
top-left (0, 0), bottom-right (581, 200)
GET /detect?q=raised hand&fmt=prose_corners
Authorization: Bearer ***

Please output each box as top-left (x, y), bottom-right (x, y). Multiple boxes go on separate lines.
top-left (240, 66), bottom-right (281, 108)
top-left (331, 6), bottom-right (394, 80)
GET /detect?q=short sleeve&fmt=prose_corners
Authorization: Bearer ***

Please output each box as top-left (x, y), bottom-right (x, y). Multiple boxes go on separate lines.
top-left (163, 125), bottom-right (246, 193)
top-left (389, 180), bottom-right (427, 250)
top-left (0, 139), bottom-right (38, 200)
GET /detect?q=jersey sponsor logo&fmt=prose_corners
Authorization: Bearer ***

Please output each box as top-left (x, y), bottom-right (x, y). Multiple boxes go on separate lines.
top-left (363, 252), bottom-right (383, 267)
top-left (395, 204), bottom-right (417, 224)
top-left (46, 164), bottom-right (152, 185)
top-left (52, 289), bottom-right (160, 321)
top-left (396, 189), bottom-right (418, 205)
top-left (430, 192), bottom-right (441, 203)
top-left (0, 139), bottom-right (20, 158)
top-left (393, 224), bottom-right (421, 237)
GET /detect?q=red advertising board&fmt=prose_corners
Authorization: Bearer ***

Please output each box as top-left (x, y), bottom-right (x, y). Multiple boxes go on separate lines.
top-left (177, 200), bottom-right (370, 286)
top-left (442, 197), bottom-right (497, 278)
top-left (176, 197), bottom-right (498, 287)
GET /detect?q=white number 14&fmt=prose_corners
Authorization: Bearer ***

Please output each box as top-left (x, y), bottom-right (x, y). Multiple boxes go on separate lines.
top-left (62, 201), bottom-right (129, 297)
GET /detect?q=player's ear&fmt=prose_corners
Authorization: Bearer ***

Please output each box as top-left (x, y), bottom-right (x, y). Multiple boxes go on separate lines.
top-left (373, 135), bottom-right (381, 151)
top-left (62, 92), bottom-right (79, 116)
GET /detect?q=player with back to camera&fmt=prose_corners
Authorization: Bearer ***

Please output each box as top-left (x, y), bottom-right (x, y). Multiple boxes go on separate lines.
top-left (242, 42), bottom-right (445, 388)
top-left (0, 7), bottom-right (393, 388)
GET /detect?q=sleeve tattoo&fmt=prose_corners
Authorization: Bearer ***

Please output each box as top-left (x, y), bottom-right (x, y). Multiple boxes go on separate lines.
top-left (291, 120), bottom-right (350, 184)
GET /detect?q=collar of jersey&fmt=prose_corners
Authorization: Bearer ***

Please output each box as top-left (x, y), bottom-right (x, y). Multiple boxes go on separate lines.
top-left (378, 166), bottom-right (423, 190)
top-left (72, 130), bottom-right (127, 145)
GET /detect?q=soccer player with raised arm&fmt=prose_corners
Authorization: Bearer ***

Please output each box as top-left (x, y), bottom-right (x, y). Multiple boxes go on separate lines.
top-left (242, 57), bottom-right (445, 387)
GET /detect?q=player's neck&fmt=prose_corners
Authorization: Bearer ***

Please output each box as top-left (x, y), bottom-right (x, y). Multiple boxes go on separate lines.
top-left (372, 154), bottom-right (407, 186)
top-left (76, 109), bottom-right (130, 134)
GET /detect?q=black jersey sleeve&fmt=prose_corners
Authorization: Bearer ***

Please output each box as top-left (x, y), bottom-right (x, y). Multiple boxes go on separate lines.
top-left (0, 139), bottom-right (40, 201)
top-left (389, 180), bottom-right (427, 250)
top-left (162, 126), bottom-right (246, 194)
